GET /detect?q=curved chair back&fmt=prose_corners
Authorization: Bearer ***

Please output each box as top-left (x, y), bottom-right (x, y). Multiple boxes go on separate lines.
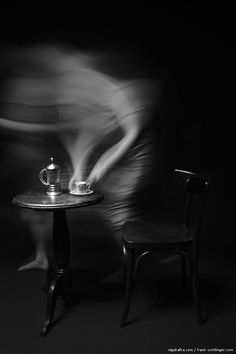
top-left (173, 169), bottom-right (210, 257)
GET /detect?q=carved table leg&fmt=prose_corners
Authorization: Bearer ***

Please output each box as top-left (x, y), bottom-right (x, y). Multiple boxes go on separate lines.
top-left (40, 209), bottom-right (71, 336)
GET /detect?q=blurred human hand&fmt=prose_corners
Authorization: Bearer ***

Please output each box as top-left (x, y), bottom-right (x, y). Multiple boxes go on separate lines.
top-left (88, 159), bottom-right (111, 185)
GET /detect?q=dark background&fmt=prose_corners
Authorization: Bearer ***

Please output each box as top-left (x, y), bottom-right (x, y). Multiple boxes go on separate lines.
top-left (0, 2), bottom-right (234, 257)
top-left (0, 2), bottom-right (235, 352)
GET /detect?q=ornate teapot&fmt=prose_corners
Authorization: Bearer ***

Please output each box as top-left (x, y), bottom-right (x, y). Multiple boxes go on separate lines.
top-left (39, 157), bottom-right (61, 196)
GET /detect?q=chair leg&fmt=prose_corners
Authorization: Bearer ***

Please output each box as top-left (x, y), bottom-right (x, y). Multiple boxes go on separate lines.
top-left (120, 248), bottom-right (134, 327)
top-left (192, 263), bottom-right (204, 325)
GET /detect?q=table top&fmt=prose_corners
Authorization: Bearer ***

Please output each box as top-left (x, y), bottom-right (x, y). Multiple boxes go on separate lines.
top-left (12, 189), bottom-right (104, 210)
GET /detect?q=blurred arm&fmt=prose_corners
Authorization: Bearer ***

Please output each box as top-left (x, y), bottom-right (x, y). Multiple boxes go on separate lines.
top-left (0, 117), bottom-right (60, 133)
top-left (88, 91), bottom-right (142, 184)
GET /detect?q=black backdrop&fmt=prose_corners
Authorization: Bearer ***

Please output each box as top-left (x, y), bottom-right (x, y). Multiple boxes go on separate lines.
top-left (0, 3), bottom-right (234, 261)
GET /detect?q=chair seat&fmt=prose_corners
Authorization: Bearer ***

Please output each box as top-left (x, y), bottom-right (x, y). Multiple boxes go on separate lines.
top-left (123, 220), bottom-right (193, 247)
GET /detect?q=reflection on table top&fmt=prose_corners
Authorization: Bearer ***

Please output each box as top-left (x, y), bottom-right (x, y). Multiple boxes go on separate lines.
top-left (12, 189), bottom-right (104, 210)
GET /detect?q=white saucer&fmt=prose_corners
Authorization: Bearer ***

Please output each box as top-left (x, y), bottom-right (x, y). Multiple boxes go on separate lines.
top-left (69, 189), bottom-right (94, 196)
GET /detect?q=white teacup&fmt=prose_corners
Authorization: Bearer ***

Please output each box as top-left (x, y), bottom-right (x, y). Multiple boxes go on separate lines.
top-left (74, 181), bottom-right (90, 194)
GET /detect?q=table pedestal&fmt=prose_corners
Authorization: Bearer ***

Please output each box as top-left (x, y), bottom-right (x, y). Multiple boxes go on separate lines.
top-left (41, 209), bottom-right (72, 336)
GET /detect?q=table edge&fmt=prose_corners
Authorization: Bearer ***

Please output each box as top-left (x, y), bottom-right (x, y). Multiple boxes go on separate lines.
top-left (12, 193), bottom-right (104, 211)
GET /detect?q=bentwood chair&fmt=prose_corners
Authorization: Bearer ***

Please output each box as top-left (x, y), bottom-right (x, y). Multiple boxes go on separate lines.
top-left (120, 169), bottom-right (210, 327)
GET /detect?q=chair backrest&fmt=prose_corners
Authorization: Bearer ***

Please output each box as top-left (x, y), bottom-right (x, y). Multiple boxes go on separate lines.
top-left (173, 169), bottom-right (210, 231)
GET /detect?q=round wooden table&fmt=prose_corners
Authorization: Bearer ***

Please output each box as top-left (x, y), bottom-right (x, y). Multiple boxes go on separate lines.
top-left (13, 189), bottom-right (104, 337)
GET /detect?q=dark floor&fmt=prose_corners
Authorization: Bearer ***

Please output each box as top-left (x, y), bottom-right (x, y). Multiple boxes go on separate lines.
top-left (0, 203), bottom-right (236, 354)
top-left (1, 252), bottom-right (236, 351)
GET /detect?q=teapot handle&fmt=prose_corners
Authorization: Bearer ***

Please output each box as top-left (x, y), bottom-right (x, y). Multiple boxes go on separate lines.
top-left (39, 168), bottom-right (49, 186)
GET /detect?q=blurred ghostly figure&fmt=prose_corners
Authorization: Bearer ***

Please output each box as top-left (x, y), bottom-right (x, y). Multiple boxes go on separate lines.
top-left (0, 44), bottom-right (161, 274)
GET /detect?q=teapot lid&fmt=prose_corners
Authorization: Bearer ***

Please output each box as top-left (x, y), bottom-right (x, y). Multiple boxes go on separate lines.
top-left (47, 157), bottom-right (60, 171)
